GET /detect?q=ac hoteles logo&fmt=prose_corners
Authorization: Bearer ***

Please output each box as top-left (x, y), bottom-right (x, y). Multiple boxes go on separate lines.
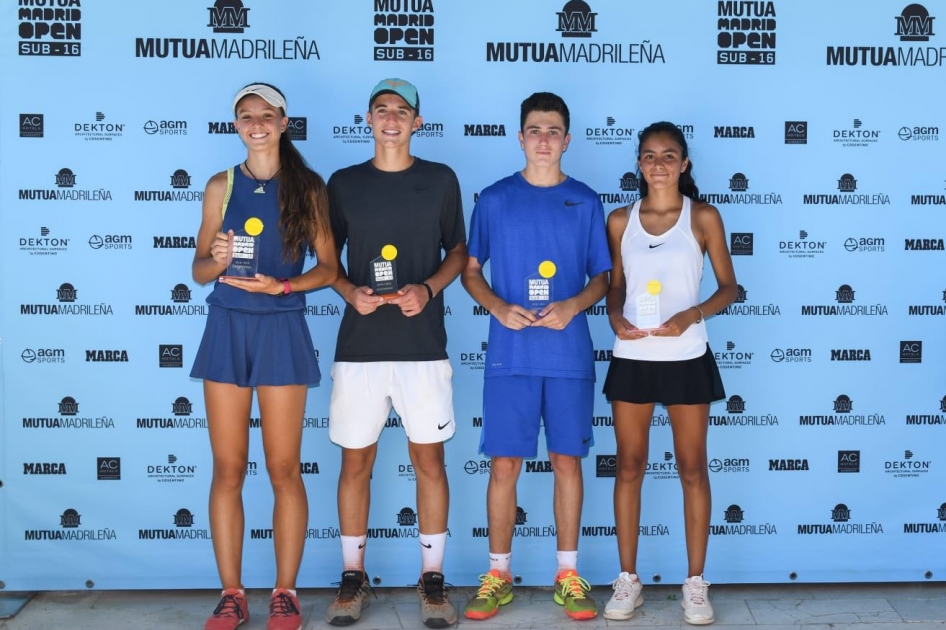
top-left (97, 457), bottom-right (121, 481)
top-left (838, 450), bottom-right (860, 473)
top-left (717, 1), bottom-right (777, 65)
top-left (827, 4), bottom-right (942, 67)
top-left (19, 2), bottom-right (81, 57)
top-left (784, 121), bottom-right (806, 144)
top-left (135, 1), bottom-right (319, 60)
top-left (373, 0), bottom-right (435, 61)
top-left (486, 1), bottom-right (665, 64)
top-left (20, 114), bottom-right (44, 138)
top-left (287, 116), bottom-right (307, 141)
top-left (596, 454), bottom-right (616, 478)
top-left (143, 119), bottom-right (188, 136)
top-left (159, 344), bottom-right (183, 368)
top-left (730, 233), bottom-right (753, 256)
top-left (900, 340), bottom-right (923, 363)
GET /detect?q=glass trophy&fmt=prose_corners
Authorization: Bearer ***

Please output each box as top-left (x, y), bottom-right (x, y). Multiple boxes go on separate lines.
top-left (223, 217), bottom-right (263, 278)
top-left (525, 260), bottom-right (556, 312)
top-left (370, 244), bottom-right (399, 298)
top-left (635, 279), bottom-right (662, 330)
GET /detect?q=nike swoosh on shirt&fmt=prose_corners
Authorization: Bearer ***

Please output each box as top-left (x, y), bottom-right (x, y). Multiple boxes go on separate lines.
top-left (582, 437), bottom-right (592, 444)
top-left (564, 200), bottom-right (583, 207)
top-left (648, 243), bottom-right (665, 249)
top-left (437, 421), bottom-right (451, 430)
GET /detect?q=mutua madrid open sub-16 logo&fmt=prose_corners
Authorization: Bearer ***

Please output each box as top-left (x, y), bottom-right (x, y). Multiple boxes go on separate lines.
top-left (717, 1), bottom-right (776, 65)
top-left (19, 0), bottom-right (81, 57)
top-left (374, 0), bottom-right (435, 61)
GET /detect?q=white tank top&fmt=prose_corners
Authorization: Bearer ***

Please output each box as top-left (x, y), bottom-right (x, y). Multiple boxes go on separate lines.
top-left (612, 196), bottom-right (708, 361)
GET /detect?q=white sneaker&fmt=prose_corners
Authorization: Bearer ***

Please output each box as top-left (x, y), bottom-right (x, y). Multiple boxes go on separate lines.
top-left (603, 572), bottom-right (643, 620)
top-left (682, 575), bottom-right (715, 625)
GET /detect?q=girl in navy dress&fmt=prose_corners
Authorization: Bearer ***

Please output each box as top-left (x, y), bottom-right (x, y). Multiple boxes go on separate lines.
top-left (191, 83), bottom-right (337, 630)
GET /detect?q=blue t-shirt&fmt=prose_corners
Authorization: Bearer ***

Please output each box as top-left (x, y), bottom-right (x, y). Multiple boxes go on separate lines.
top-left (206, 166), bottom-right (307, 312)
top-left (467, 172), bottom-right (611, 379)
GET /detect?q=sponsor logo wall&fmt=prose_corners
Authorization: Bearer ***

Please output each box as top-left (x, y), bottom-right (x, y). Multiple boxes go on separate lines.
top-left (1, 0), bottom-right (943, 590)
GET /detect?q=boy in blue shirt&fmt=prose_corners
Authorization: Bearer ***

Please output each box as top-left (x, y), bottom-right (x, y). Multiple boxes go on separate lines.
top-left (461, 92), bottom-right (610, 621)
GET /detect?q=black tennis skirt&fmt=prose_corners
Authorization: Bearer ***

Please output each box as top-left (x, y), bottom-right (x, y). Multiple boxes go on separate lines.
top-left (603, 344), bottom-right (725, 406)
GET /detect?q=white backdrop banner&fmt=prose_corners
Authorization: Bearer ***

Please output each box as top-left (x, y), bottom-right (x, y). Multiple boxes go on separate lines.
top-left (1, 0), bottom-right (945, 590)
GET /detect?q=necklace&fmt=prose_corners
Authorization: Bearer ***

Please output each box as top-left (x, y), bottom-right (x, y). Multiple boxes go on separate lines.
top-left (243, 161), bottom-right (281, 194)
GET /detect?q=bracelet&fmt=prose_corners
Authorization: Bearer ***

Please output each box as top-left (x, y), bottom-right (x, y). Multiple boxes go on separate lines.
top-left (421, 281), bottom-right (434, 300)
top-left (278, 278), bottom-right (291, 296)
top-left (692, 305), bottom-right (704, 323)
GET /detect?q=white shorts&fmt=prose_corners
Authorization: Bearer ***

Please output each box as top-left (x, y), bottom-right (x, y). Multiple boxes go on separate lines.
top-left (329, 360), bottom-right (456, 448)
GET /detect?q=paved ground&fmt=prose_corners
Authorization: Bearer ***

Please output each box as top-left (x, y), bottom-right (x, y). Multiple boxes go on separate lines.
top-left (1, 582), bottom-right (945, 629)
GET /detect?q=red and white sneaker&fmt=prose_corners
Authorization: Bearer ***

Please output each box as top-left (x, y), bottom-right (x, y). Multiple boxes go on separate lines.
top-left (205, 588), bottom-right (249, 630)
top-left (267, 588), bottom-right (303, 630)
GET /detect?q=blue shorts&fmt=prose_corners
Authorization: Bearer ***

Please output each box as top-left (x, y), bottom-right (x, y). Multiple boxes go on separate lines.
top-left (190, 306), bottom-right (321, 387)
top-left (480, 375), bottom-right (595, 458)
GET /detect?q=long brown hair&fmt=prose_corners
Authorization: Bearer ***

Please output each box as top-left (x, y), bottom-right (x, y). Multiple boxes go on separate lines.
top-left (237, 83), bottom-right (330, 262)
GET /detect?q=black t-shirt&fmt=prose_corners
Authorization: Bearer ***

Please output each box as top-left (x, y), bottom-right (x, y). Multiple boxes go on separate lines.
top-left (329, 158), bottom-right (465, 361)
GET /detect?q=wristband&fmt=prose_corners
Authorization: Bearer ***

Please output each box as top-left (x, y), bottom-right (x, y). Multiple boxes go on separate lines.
top-left (421, 282), bottom-right (434, 300)
top-left (278, 278), bottom-right (291, 296)
top-left (692, 305), bottom-right (704, 323)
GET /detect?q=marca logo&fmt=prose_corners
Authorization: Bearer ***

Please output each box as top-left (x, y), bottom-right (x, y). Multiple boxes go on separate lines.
top-left (85, 350), bottom-right (129, 363)
top-left (153, 236), bottom-right (197, 249)
top-left (24, 462), bottom-right (67, 475)
top-left (830, 348), bottom-right (871, 361)
top-left (464, 124), bottom-right (506, 137)
top-left (714, 126), bottom-right (755, 138)
top-left (768, 458), bottom-right (809, 471)
top-left (905, 238), bottom-right (945, 251)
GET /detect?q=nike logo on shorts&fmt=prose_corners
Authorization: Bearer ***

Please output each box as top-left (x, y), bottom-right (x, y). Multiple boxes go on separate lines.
top-left (649, 243), bottom-right (664, 249)
top-left (437, 421), bottom-right (451, 430)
